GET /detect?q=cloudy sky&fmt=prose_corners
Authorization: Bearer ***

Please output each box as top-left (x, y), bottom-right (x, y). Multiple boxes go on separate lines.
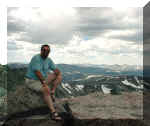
top-left (7, 7), bottom-right (143, 65)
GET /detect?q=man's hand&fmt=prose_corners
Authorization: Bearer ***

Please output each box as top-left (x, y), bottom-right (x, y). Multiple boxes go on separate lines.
top-left (42, 81), bottom-right (48, 88)
top-left (54, 68), bottom-right (61, 76)
top-left (35, 70), bottom-right (46, 84)
top-left (42, 83), bottom-right (47, 87)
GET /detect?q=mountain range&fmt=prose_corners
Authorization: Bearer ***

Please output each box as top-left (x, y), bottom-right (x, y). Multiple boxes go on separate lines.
top-left (0, 63), bottom-right (146, 97)
top-left (8, 63), bottom-right (143, 76)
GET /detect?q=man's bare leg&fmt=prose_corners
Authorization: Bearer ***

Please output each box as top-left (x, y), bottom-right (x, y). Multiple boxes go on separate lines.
top-left (47, 73), bottom-right (56, 84)
top-left (40, 86), bottom-right (55, 113)
top-left (51, 74), bottom-right (62, 94)
top-left (40, 87), bottom-right (62, 120)
top-left (47, 73), bottom-right (62, 93)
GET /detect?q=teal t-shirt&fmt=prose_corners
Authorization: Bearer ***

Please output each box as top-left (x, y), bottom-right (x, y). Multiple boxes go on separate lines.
top-left (26, 54), bottom-right (56, 80)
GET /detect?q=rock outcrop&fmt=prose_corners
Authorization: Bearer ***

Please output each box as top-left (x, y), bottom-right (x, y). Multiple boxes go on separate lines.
top-left (1, 84), bottom-right (149, 126)
top-left (7, 85), bottom-right (46, 115)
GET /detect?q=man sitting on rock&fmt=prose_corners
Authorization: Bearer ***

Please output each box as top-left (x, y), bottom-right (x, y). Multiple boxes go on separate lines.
top-left (25, 44), bottom-right (62, 121)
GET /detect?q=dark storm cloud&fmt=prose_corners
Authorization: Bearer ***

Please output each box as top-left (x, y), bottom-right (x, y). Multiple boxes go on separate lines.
top-left (7, 7), bottom-right (28, 36)
top-left (75, 7), bottom-right (142, 42)
top-left (7, 18), bottom-right (27, 35)
top-left (110, 30), bottom-right (143, 44)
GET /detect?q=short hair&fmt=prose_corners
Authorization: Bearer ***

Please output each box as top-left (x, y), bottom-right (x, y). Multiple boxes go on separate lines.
top-left (41, 44), bottom-right (50, 51)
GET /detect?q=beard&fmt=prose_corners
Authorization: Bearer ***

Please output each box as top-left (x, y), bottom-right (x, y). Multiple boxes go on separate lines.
top-left (43, 55), bottom-right (48, 59)
top-left (41, 53), bottom-right (49, 59)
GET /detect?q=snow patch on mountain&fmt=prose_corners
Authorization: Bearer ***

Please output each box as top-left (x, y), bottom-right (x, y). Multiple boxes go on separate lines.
top-left (101, 85), bottom-right (112, 94)
top-left (62, 83), bottom-right (72, 94)
top-left (134, 76), bottom-right (140, 84)
top-left (74, 78), bottom-right (84, 81)
top-left (85, 75), bottom-right (103, 79)
top-left (75, 85), bottom-right (84, 91)
top-left (121, 79), bottom-right (143, 89)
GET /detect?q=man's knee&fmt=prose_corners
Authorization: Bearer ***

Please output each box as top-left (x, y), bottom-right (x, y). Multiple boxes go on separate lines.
top-left (56, 74), bottom-right (62, 82)
top-left (47, 73), bottom-right (57, 82)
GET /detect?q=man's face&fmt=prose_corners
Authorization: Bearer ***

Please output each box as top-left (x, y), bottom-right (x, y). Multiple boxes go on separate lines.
top-left (41, 46), bottom-right (50, 59)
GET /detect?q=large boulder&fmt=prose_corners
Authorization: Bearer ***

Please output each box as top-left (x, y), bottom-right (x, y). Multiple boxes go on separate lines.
top-left (7, 85), bottom-right (46, 115)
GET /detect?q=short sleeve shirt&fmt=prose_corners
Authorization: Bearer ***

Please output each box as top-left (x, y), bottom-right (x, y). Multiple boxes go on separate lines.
top-left (26, 54), bottom-right (56, 80)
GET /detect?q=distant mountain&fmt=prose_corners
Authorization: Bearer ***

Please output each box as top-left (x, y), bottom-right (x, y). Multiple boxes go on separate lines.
top-left (7, 63), bottom-right (143, 76)
top-left (8, 63), bottom-right (28, 69)
top-left (76, 63), bottom-right (142, 71)
top-left (0, 63), bottom-right (147, 95)
top-left (2, 63), bottom-right (147, 94)
top-left (57, 64), bottom-right (143, 76)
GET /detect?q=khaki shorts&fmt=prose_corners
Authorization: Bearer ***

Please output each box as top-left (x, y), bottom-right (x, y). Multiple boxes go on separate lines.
top-left (25, 78), bottom-right (49, 92)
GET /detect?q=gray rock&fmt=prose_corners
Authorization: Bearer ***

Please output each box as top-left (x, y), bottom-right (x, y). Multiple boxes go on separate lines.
top-left (7, 85), bottom-right (46, 114)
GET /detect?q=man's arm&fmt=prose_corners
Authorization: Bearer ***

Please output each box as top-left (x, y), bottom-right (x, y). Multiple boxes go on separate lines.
top-left (35, 70), bottom-right (46, 85)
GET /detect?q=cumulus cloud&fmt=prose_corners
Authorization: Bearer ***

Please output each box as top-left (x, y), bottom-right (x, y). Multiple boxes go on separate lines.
top-left (8, 7), bottom-right (78, 45)
top-left (75, 8), bottom-right (142, 42)
top-left (7, 7), bottom-right (143, 65)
